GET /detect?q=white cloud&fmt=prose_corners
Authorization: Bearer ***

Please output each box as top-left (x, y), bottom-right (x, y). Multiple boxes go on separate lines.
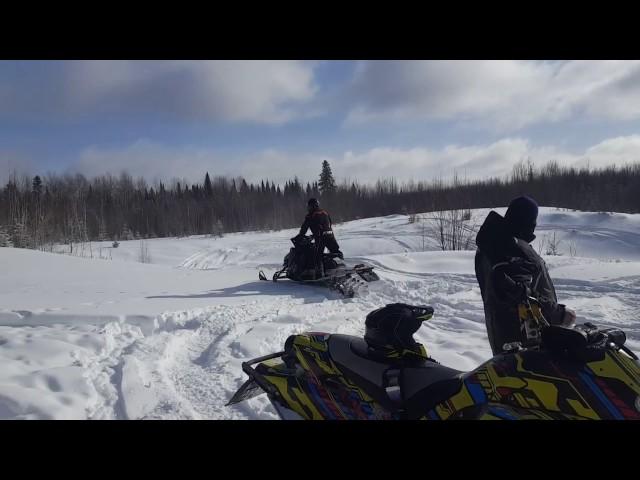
top-left (332, 136), bottom-right (640, 183)
top-left (74, 141), bottom-right (328, 186)
top-left (235, 149), bottom-right (328, 184)
top-left (0, 153), bottom-right (36, 185)
top-left (5, 60), bottom-right (640, 132)
top-left (74, 140), bottom-right (228, 184)
top-left (1, 61), bottom-right (319, 125)
top-left (344, 60), bottom-right (640, 131)
top-left (339, 139), bottom-right (534, 181)
top-left (581, 135), bottom-right (640, 168)
top-left (70, 135), bottom-right (640, 186)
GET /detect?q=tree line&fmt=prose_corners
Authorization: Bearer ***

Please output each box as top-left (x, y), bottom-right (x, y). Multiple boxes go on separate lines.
top-left (1, 158), bottom-right (639, 250)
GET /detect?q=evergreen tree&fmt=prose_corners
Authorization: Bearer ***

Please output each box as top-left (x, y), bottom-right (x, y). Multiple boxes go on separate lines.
top-left (0, 225), bottom-right (13, 247)
top-left (11, 222), bottom-right (30, 248)
top-left (318, 160), bottom-right (336, 194)
top-left (121, 223), bottom-right (134, 240)
top-left (32, 175), bottom-right (43, 196)
top-left (204, 172), bottom-right (213, 197)
top-left (98, 219), bottom-right (109, 241)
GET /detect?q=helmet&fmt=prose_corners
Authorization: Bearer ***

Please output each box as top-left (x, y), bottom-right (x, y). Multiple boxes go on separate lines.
top-left (307, 198), bottom-right (320, 212)
top-left (364, 303), bottom-right (433, 351)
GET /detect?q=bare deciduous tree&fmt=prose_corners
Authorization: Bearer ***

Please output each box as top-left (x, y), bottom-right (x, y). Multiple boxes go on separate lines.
top-left (426, 209), bottom-right (478, 251)
top-left (545, 231), bottom-right (563, 256)
top-left (138, 239), bottom-right (151, 264)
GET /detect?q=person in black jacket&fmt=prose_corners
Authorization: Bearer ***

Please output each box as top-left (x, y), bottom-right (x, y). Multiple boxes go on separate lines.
top-left (294, 198), bottom-right (343, 277)
top-left (475, 196), bottom-right (576, 355)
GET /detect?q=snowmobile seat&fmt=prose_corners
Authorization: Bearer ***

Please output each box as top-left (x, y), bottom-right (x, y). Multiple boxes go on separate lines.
top-left (328, 334), bottom-right (464, 416)
top-left (399, 364), bottom-right (464, 418)
top-left (345, 333), bottom-right (464, 417)
top-left (328, 334), bottom-right (403, 410)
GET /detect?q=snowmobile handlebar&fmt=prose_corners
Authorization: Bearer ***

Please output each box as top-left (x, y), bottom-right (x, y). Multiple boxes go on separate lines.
top-left (291, 235), bottom-right (314, 246)
top-left (522, 295), bottom-right (550, 328)
top-left (525, 295), bottom-right (543, 308)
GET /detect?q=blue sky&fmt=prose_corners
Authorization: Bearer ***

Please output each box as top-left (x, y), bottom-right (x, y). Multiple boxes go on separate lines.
top-left (2, 60), bottom-right (640, 185)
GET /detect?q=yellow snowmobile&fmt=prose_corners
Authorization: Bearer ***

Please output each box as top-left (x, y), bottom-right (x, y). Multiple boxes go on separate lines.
top-left (227, 299), bottom-right (640, 420)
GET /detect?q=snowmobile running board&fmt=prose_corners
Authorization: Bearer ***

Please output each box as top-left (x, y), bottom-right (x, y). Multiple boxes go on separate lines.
top-left (258, 269), bottom-right (287, 282)
top-left (259, 264), bottom-right (378, 297)
top-left (259, 266), bottom-right (375, 283)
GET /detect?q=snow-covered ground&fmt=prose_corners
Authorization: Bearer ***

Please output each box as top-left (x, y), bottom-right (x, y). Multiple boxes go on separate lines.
top-left (0, 207), bottom-right (638, 419)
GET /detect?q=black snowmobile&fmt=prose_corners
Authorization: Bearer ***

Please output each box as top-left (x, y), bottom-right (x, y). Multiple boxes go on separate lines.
top-left (258, 235), bottom-right (379, 297)
top-left (228, 299), bottom-right (640, 420)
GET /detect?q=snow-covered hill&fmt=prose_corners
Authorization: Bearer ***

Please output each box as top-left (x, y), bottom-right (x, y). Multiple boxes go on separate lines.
top-left (0, 207), bottom-right (638, 419)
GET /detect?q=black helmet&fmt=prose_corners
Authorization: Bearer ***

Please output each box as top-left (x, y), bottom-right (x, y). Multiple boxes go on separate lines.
top-left (307, 198), bottom-right (320, 211)
top-left (364, 303), bottom-right (433, 351)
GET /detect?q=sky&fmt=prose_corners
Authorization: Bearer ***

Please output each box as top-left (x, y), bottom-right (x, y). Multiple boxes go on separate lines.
top-left (2, 60), bottom-right (640, 186)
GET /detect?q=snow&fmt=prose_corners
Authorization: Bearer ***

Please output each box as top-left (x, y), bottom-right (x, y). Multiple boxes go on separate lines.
top-left (0, 206), bottom-right (638, 419)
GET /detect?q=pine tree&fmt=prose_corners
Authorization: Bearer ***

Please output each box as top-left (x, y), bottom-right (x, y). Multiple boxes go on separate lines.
top-left (32, 176), bottom-right (42, 196)
top-left (11, 222), bottom-right (30, 248)
top-left (318, 160), bottom-right (336, 194)
top-left (98, 219), bottom-right (108, 241)
top-left (0, 225), bottom-right (13, 247)
top-left (204, 172), bottom-right (213, 197)
top-left (212, 219), bottom-right (224, 237)
top-left (121, 223), bottom-right (134, 240)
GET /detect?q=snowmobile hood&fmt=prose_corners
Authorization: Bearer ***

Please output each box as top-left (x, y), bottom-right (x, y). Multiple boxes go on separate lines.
top-left (475, 211), bottom-right (523, 262)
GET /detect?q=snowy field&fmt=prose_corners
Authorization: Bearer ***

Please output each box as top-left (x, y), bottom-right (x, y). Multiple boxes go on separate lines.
top-left (0, 207), bottom-right (639, 419)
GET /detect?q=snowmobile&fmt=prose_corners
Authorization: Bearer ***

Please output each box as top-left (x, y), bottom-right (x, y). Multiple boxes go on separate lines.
top-left (227, 298), bottom-right (640, 420)
top-left (258, 235), bottom-right (379, 298)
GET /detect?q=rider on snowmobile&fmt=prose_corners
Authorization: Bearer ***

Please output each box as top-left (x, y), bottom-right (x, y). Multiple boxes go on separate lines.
top-left (293, 198), bottom-right (343, 278)
top-left (475, 195), bottom-right (576, 355)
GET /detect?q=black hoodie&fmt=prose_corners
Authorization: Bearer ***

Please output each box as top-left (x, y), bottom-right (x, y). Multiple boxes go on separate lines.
top-left (298, 208), bottom-right (333, 238)
top-left (475, 211), bottom-right (566, 354)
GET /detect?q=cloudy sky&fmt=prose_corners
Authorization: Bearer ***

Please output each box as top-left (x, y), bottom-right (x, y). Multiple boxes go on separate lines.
top-left (2, 60), bottom-right (640, 185)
